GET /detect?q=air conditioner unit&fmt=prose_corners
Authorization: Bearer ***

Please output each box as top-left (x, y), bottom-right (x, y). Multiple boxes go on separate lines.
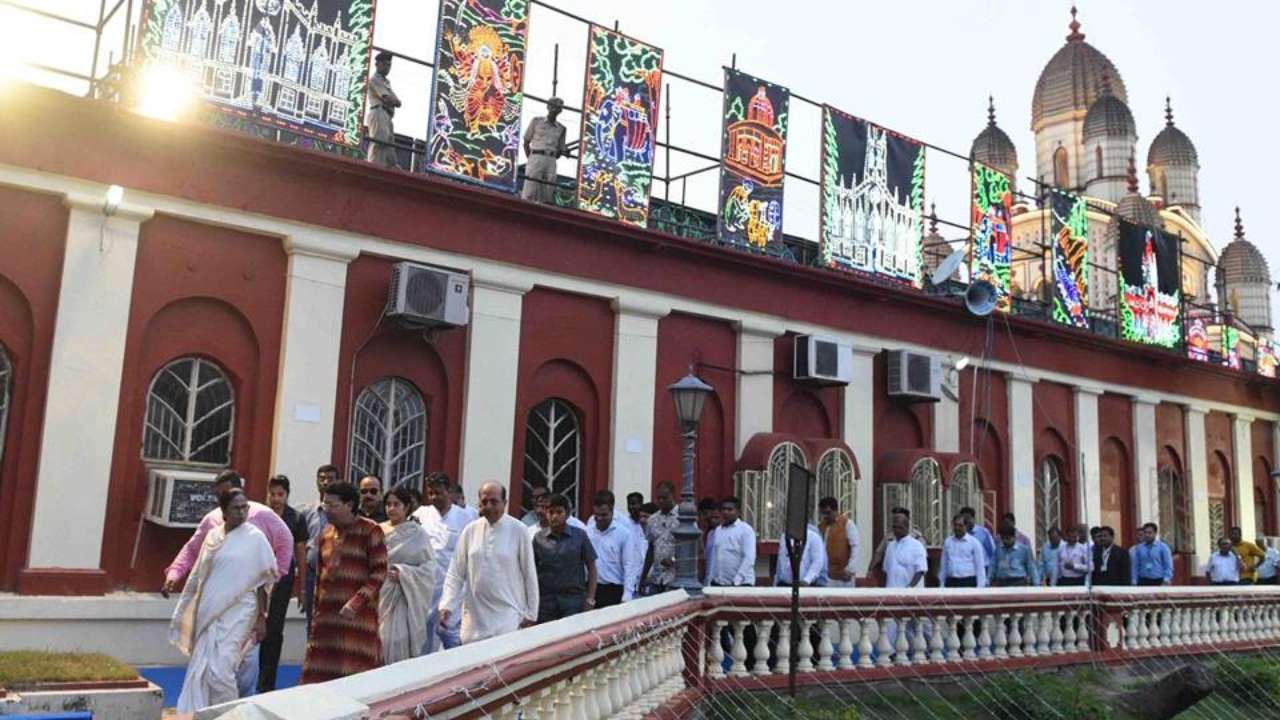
top-left (145, 467), bottom-right (220, 528)
top-left (386, 262), bottom-right (470, 328)
top-left (886, 349), bottom-right (942, 401)
top-left (793, 335), bottom-right (852, 386)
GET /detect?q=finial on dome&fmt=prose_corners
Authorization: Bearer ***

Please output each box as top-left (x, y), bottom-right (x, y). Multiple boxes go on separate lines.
top-left (1234, 207), bottom-right (1244, 240)
top-left (1126, 152), bottom-right (1139, 195)
top-left (1164, 96), bottom-right (1174, 127)
top-left (929, 203), bottom-right (939, 234)
top-left (987, 95), bottom-right (996, 126)
top-left (1067, 5), bottom-right (1085, 42)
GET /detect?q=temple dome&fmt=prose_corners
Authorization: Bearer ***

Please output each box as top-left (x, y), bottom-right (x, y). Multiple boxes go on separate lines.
top-left (1082, 90), bottom-right (1135, 140)
top-left (971, 97), bottom-right (1018, 174)
top-left (1031, 7), bottom-right (1128, 129)
top-left (1218, 213), bottom-right (1271, 286)
top-left (1112, 154), bottom-right (1159, 227)
top-left (1148, 98), bottom-right (1199, 167)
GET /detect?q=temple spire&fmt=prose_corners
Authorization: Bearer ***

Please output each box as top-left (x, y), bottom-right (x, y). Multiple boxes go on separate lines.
top-left (1234, 207), bottom-right (1244, 240)
top-left (1165, 96), bottom-right (1175, 127)
top-left (1067, 5), bottom-right (1085, 43)
top-left (929, 203), bottom-right (939, 234)
top-left (987, 95), bottom-right (997, 127)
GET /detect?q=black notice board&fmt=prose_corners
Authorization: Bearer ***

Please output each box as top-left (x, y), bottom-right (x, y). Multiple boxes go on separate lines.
top-left (169, 479), bottom-right (218, 525)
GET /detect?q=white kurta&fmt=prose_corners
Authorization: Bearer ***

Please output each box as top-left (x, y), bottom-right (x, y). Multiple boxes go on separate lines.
top-left (882, 535), bottom-right (928, 588)
top-left (438, 514), bottom-right (539, 644)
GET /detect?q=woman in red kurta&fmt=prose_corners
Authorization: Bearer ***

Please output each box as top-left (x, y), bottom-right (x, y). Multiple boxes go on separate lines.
top-left (302, 481), bottom-right (388, 683)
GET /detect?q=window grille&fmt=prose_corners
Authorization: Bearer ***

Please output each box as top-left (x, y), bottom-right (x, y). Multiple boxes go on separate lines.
top-left (1158, 466), bottom-right (1192, 552)
top-left (309, 47), bottom-right (329, 92)
top-left (523, 398), bottom-right (581, 513)
top-left (188, 9), bottom-right (212, 58)
top-left (0, 343), bottom-right (10, 471)
top-left (349, 377), bottom-right (427, 491)
top-left (283, 32), bottom-right (304, 83)
top-left (910, 457), bottom-right (944, 547)
top-left (736, 442), bottom-right (806, 541)
top-left (217, 17), bottom-right (239, 64)
top-left (162, 3), bottom-right (184, 52)
top-left (1207, 499), bottom-right (1226, 545)
top-left (881, 483), bottom-right (911, 539)
top-left (1035, 457), bottom-right (1063, 548)
top-left (143, 357), bottom-right (234, 466)
top-left (814, 448), bottom-right (856, 522)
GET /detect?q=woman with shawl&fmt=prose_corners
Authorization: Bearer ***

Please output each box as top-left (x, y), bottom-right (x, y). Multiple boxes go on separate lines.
top-left (378, 485), bottom-right (436, 664)
top-left (169, 488), bottom-right (276, 712)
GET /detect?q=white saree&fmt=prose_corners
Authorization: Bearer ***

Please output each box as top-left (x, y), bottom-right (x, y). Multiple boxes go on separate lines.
top-left (378, 520), bottom-right (436, 665)
top-left (169, 522), bottom-right (275, 713)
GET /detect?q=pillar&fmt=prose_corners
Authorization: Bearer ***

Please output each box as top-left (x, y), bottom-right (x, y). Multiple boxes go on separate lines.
top-left (23, 192), bottom-right (152, 593)
top-left (608, 296), bottom-right (669, 501)
top-left (1131, 395), bottom-right (1160, 526)
top-left (268, 234), bottom-right (357, 507)
top-left (1232, 414), bottom-right (1256, 539)
top-left (843, 345), bottom-right (878, 575)
top-left (1185, 404), bottom-right (1211, 564)
top-left (734, 318), bottom-right (784, 455)
top-left (1072, 385), bottom-right (1103, 530)
top-left (457, 273), bottom-right (531, 501)
top-left (1007, 376), bottom-right (1036, 536)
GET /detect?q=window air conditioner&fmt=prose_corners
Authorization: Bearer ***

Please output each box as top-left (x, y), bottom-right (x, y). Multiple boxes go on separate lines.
top-left (886, 349), bottom-right (942, 401)
top-left (145, 467), bottom-right (220, 528)
top-left (387, 262), bottom-right (470, 328)
top-left (793, 335), bottom-right (852, 386)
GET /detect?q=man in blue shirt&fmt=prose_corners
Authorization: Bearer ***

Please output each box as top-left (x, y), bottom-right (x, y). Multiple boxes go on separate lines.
top-left (960, 506), bottom-right (994, 569)
top-left (1130, 522), bottom-right (1174, 586)
top-left (1039, 526), bottom-right (1063, 586)
top-left (991, 527), bottom-right (1040, 587)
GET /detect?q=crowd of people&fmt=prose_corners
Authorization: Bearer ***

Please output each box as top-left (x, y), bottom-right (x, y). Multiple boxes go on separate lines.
top-left (158, 465), bottom-right (1279, 711)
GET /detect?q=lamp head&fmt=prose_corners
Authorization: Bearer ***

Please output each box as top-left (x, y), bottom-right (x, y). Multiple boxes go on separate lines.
top-left (667, 372), bottom-right (713, 426)
top-left (103, 185), bottom-right (124, 216)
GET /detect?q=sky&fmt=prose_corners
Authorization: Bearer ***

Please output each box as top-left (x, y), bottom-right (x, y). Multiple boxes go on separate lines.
top-left (5, 0), bottom-right (1279, 316)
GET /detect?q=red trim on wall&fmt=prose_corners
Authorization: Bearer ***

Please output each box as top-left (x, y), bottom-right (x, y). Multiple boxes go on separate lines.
top-left (0, 187), bottom-right (65, 590)
top-left (99, 216), bottom-right (285, 591)
top-left (15, 568), bottom-right (108, 596)
top-left (331, 256), bottom-right (467, 486)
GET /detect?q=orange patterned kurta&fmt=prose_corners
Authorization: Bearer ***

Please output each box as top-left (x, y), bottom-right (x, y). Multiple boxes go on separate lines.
top-left (301, 516), bottom-right (388, 683)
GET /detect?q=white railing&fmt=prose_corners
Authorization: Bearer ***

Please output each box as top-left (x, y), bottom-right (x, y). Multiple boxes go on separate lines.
top-left (200, 586), bottom-right (1280, 720)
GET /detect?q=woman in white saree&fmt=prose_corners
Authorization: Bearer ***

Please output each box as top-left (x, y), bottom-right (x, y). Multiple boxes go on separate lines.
top-left (378, 486), bottom-right (436, 664)
top-left (169, 488), bottom-right (276, 712)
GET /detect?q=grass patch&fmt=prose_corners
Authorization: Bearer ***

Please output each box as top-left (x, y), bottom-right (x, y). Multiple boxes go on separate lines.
top-left (0, 651), bottom-right (138, 687)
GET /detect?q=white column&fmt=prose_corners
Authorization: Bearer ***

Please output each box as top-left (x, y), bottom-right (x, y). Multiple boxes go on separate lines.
top-left (933, 360), bottom-right (959, 453)
top-left (457, 273), bottom-right (531, 501)
top-left (1007, 376), bottom-right (1036, 535)
top-left (270, 235), bottom-right (357, 507)
top-left (1232, 414), bottom-right (1256, 539)
top-left (1185, 405), bottom-right (1211, 563)
top-left (1073, 386), bottom-right (1103, 530)
top-left (28, 193), bottom-right (153, 569)
top-left (608, 296), bottom-right (669, 501)
top-left (1132, 395), bottom-right (1160, 526)
top-left (843, 345), bottom-right (878, 575)
top-left (734, 318), bottom-right (784, 455)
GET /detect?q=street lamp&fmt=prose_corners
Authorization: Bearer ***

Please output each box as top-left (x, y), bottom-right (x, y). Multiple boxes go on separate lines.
top-left (668, 372), bottom-right (714, 596)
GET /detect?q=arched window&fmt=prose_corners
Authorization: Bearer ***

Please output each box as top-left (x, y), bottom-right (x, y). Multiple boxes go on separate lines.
top-left (1094, 145), bottom-right (1104, 181)
top-left (143, 357), bottom-right (234, 466)
top-left (187, 8), bottom-right (212, 58)
top-left (910, 457), bottom-right (944, 547)
top-left (1035, 457), bottom-right (1063, 548)
top-left (1053, 146), bottom-right (1070, 188)
top-left (162, 2), bottom-right (185, 52)
top-left (1254, 488), bottom-right (1268, 539)
top-left (815, 448), bottom-right (856, 522)
top-left (947, 462), bottom-right (984, 531)
top-left (217, 16), bottom-right (240, 63)
top-left (523, 398), bottom-right (581, 514)
top-left (349, 377), bottom-right (427, 490)
top-left (332, 52), bottom-right (351, 97)
top-left (0, 343), bottom-right (11, 470)
top-left (1158, 463), bottom-right (1191, 552)
top-left (283, 30), bottom-right (304, 83)
top-left (308, 45), bottom-right (329, 92)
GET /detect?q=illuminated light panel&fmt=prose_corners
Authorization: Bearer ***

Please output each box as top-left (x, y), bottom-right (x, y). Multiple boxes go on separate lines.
top-left (134, 63), bottom-right (196, 121)
top-left (137, 0), bottom-right (377, 147)
top-left (1116, 218), bottom-right (1181, 348)
top-left (425, 0), bottom-right (529, 192)
top-left (1048, 189), bottom-right (1090, 328)
top-left (1257, 341), bottom-right (1278, 378)
top-left (819, 106), bottom-right (925, 287)
top-left (1186, 317), bottom-right (1209, 362)
top-left (1221, 325), bottom-right (1241, 370)
top-left (717, 68), bottom-right (789, 251)
top-left (575, 24), bottom-right (664, 227)
top-left (969, 162), bottom-right (1013, 313)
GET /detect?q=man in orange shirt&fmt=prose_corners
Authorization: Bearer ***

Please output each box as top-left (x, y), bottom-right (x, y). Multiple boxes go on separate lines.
top-left (1230, 526), bottom-right (1267, 584)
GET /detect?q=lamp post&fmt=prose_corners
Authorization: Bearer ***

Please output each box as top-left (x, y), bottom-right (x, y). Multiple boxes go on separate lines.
top-left (668, 372), bottom-right (714, 596)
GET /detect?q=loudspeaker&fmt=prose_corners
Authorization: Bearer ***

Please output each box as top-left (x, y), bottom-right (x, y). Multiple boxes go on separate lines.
top-left (964, 280), bottom-right (998, 317)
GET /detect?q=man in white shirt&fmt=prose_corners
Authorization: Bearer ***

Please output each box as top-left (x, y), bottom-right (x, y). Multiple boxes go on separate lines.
top-left (774, 524), bottom-right (827, 586)
top-left (438, 482), bottom-right (540, 644)
top-left (1256, 537), bottom-right (1280, 585)
top-left (1205, 537), bottom-right (1245, 585)
top-left (882, 512), bottom-right (928, 589)
top-left (521, 483), bottom-right (549, 527)
top-left (585, 490), bottom-right (641, 606)
top-left (706, 497), bottom-right (757, 587)
top-left (525, 490), bottom-right (586, 539)
top-left (413, 472), bottom-right (474, 651)
top-left (818, 497), bottom-right (859, 587)
top-left (1057, 525), bottom-right (1092, 586)
top-left (939, 514), bottom-right (988, 588)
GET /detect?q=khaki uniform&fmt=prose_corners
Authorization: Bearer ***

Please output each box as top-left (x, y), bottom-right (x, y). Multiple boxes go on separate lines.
top-left (365, 72), bottom-right (400, 168)
top-left (521, 116), bottom-right (567, 203)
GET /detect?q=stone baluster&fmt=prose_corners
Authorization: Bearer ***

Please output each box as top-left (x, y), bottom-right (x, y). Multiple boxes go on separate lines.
top-left (797, 620), bottom-right (816, 672)
top-left (607, 658), bottom-right (626, 715)
top-left (1161, 608), bottom-right (1175, 647)
top-left (875, 619), bottom-right (894, 668)
top-left (1023, 613), bottom-right (1040, 656)
top-left (535, 686), bottom-right (556, 720)
top-left (1061, 611), bottom-right (1077, 652)
top-left (1203, 607), bottom-right (1218, 643)
top-left (1187, 608), bottom-right (1201, 645)
top-left (859, 618), bottom-right (876, 668)
top-left (1124, 611), bottom-right (1137, 650)
top-left (729, 621), bottom-right (749, 676)
top-left (928, 617), bottom-right (945, 662)
top-left (894, 617), bottom-right (912, 666)
top-left (752, 620), bottom-right (774, 677)
top-left (551, 680), bottom-right (574, 720)
top-left (708, 621), bottom-right (726, 678)
top-left (1222, 607), bottom-right (1235, 643)
top-left (776, 620), bottom-right (792, 673)
top-left (1076, 610), bottom-right (1090, 652)
top-left (992, 613), bottom-right (1007, 658)
top-left (976, 614), bottom-right (994, 660)
top-left (959, 616), bottom-right (977, 660)
top-left (910, 618), bottom-right (928, 664)
top-left (1135, 608), bottom-right (1150, 649)
top-left (579, 669), bottom-right (600, 720)
top-left (1049, 611), bottom-right (1064, 653)
top-left (947, 616), bottom-right (963, 661)
top-left (817, 620), bottom-right (836, 671)
top-left (1007, 612), bottom-right (1023, 658)
top-left (1037, 611), bottom-right (1053, 655)
top-left (837, 619), bottom-right (855, 669)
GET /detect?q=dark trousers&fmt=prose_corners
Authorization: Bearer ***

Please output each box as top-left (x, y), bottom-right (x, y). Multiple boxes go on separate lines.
top-left (1058, 576), bottom-right (1086, 586)
top-left (1136, 577), bottom-right (1164, 586)
top-left (538, 591), bottom-right (586, 623)
top-left (992, 577), bottom-right (1030, 587)
top-left (596, 584), bottom-right (625, 608)
top-left (1258, 576), bottom-right (1278, 585)
top-left (1211, 581), bottom-right (1238, 586)
top-left (257, 573), bottom-right (293, 693)
top-left (944, 576), bottom-right (978, 588)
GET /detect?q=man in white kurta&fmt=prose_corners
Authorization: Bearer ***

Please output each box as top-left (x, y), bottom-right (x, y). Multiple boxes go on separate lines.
top-left (882, 513), bottom-right (928, 588)
top-left (774, 524), bottom-right (828, 586)
top-left (413, 473), bottom-right (474, 651)
top-left (438, 482), bottom-right (539, 644)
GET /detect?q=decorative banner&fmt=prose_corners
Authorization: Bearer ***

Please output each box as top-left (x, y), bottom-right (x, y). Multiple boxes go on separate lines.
top-left (576, 25), bottom-right (664, 226)
top-left (1186, 317), bottom-right (1209, 362)
top-left (1048, 190), bottom-right (1089, 328)
top-left (426, 0), bottom-right (529, 191)
top-left (1221, 326), bottom-right (1241, 370)
top-left (819, 107), bottom-right (925, 286)
top-left (969, 162), bottom-right (1014, 312)
top-left (1258, 341), bottom-right (1278, 378)
top-left (138, 0), bottom-right (377, 147)
top-left (1116, 219), bottom-right (1181, 348)
top-left (717, 68), bottom-right (790, 249)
